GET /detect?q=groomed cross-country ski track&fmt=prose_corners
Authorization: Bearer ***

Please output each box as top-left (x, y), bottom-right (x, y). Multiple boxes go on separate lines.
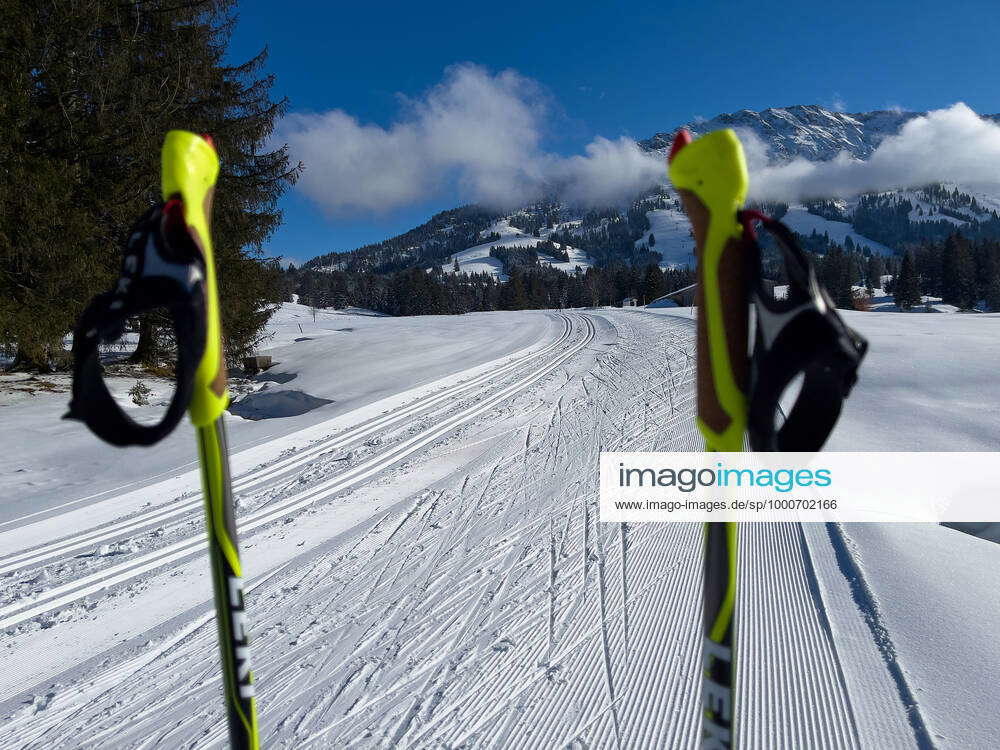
top-left (0, 309), bottom-right (947, 748)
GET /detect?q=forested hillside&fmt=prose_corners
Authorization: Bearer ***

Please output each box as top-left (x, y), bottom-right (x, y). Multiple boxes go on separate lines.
top-left (287, 105), bottom-right (1000, 316)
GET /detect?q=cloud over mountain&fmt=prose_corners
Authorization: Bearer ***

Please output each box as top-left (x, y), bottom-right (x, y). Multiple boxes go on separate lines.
top-left (278, 64), bottom-right (661, 215)
top-left (279, 64), bottom-right (1000, 215)
top-left (744, 103), bottom-right (1000, 202)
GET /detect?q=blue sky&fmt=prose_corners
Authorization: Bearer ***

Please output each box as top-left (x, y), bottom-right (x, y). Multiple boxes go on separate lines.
top-left (226, 0), bottom-right (1000, 266)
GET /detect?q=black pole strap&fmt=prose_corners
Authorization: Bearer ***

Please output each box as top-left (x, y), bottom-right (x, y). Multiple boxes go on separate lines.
top-left (66, 202), bottom-right (207, 447)
top-left (747, 308), bottom-right (861, 452)
top-left (738, 211), bottom-right (868, 453)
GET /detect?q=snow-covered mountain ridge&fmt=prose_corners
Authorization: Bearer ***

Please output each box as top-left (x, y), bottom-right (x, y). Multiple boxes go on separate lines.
top-left (304, 104), bottom-right (1000, 274)
top-left (641, 104), bottom-right (1000, 163)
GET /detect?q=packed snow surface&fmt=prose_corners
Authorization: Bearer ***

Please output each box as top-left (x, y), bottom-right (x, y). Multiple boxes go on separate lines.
top-left (0, 304), bottom-right (549, 524)
top-left (781, 205), bottom-right (897, 256)
top-left (1, 304), bottom-right (999, 748)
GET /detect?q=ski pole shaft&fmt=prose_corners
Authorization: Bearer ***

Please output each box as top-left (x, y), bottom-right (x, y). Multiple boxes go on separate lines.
top-left (198, 420), bottom-right (259, 748)
top-left (668, 129), bottom-right (751, 749)
top-left (162, 130), bottom-right (260, 749)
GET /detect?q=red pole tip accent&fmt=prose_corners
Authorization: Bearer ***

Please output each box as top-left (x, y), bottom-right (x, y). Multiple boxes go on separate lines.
top-left (201, 133), bottom-right (216, 150)
top-left (668, 129), bottom-right (692, 164)
top-left (163, 198), bottom-right (186, 227)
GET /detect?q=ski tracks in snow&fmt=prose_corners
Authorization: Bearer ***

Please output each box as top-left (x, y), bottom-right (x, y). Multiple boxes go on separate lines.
top-left (0, 315), bottom-right (582, 635)
top-left (0, 309), bottom-right (934, 749)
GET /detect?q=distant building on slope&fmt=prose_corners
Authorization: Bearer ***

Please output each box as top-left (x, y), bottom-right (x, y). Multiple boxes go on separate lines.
top-left (621, 297), bottom-right (638, 307)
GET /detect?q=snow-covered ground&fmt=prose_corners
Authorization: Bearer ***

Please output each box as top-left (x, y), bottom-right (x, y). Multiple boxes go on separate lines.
top-left (644, 304), bottom-right (1000, 451)
top-left (0, 304), bottom-right (550, 524)
top-left (781, 205), bottom-right (897, 256)
top-left (635, 206), bottom-right (698, 268)
top-left (831, 310), bottom-right (1000, 450)
top-left (438, 219), bottom-right (592, 279)
top-left (2, 304), bottom-right (999, 748)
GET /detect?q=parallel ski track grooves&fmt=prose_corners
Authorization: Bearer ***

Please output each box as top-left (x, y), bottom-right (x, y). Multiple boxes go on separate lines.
top-left (826, 522), bottom-right (936, 750)
top-left (0, 561), bottom-right (294, 748)
top-left (0, 314), bottom-right (593, 632)
top-left (289, 310), bottom-right (706, 748)
top-left (0, 316), bottom-right (574, 578)
top-left (42, 310), bottom-right (654, 748)
top-left (737, 522), bottom-right (861, 749)
top-left (2, 311), bottom-right (902, 750)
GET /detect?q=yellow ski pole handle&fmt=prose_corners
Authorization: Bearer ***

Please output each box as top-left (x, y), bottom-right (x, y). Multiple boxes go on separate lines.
top-left (161, 130), bottom-right (230, 426)
top-left (162, 131), bottom-right (260, 750)
top-left (668, 129), bottom-right (750, 452)
top-left (669, 128), bottom-right (751, 750)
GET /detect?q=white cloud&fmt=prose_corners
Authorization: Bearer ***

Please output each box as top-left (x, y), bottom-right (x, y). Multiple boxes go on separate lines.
top-left (548, 136), bottom-right (663, 206)
top-left (277, 64), bottom-right (665, 215)
top-left (279, 70), bottom-right (1000, 216)
top-left (747, 103), bottom-right (1000, 203)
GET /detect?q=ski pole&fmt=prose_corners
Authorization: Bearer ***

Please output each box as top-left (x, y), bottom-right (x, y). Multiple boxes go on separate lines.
top-left (68, 130), bottom-right (260, 749)
top-left (163, 130), bottom-right (260, 750)
top-left (668, 128), bottom-right (751, 750)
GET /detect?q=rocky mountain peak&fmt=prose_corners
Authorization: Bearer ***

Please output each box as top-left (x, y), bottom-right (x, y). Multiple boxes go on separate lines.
top-left (639, 104), bottom-right (921, 162)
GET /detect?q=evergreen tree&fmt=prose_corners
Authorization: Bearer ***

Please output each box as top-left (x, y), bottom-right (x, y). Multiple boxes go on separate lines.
top-left (895, 251), bottom-right (921, 310)
top-left (817, 246), bottom-right (855, 309)
top-left (986, 271), bottom-right (1000, 312)
top-left (641, 264), bottom-right (665, 303)
top-left (499, 270), bottom-right (528, 310)
top-left (913, 243), bottom-right (942, 297)
top-left (983, 244), bottom-right (1000, 312)
top-left (866, 255), bottom-right (886, 290)
top-left (941, 233), bottom-right (976, 308)
top-left (1, 0), bottom-right (299, 370)
top-left (1, 2), bottom-right (108, 369)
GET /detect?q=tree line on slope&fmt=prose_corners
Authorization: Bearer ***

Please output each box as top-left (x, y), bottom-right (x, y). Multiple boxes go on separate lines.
top-left (288, 221), bottom-right (1000, 318)
top-left (821, 190), bottom-right (1000, 249)
top-left (889, 233), bottom-right (1000, 311)
top-left (547, 197), bottom-right (667, 268)
top-left (1, 0), bottom-right (298, 372)
top-left (304, 205), bottom-right (500, 274)
top-left (284, 263), bottom-right (695, 316)
top-left (487, 242), bottom-right (570, 273)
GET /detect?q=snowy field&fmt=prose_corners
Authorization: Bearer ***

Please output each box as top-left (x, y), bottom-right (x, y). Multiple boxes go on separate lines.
top-left (437, 219), bottom-right (593, 279)
top-left (780, 205), bottom-right (896, 256)
top-left (0, 304), bottom-right (550, 524)
top-left (1, 304), bottom-right (999, 748)
top-left (635, 206), bottom-right (698, 267)
top-left (643, 306), bottom-right (1000, 451)
top-left (832, 310), bottom-right (1000, 450)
